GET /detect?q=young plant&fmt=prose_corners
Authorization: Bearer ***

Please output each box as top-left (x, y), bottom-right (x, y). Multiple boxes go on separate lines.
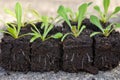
top-left (0, 2), bottom-right (28, 39)
top-left (90, 15), bottom-right (120, 37)
top-left (29, 22), bottom-right (63, 42)
top-left (64, 2), bottom-right (92, 22)
top-left (29, 9), bottom-right (61, 26)
top-left (57, 3), bottom-right (89, 41)
top-left (94, 0), bottom-right (120, 23)
top-left (4, 2), bottom-right (28, 27)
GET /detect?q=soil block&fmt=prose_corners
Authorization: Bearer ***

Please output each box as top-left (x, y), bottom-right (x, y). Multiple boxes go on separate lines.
top-left (0, 34), bottom-right (30, 71)
top-left (94, 31), bottom-right (120, 71)
top-left (62, 29), bottom-right (98, 74)
top-left (31, 39), bottom-right (61, 72)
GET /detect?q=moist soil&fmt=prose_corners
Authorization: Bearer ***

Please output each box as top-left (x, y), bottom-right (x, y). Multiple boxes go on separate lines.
top-left (62, 29), bottom-right (98, 74)
top-left (0, 34), bottom-right (30, 72)
top-left (62, 18), bottom-right (110, 32)
top-left (20, 24), bottom-right (32, 34)
top-left (31, 39), bottom-right (61, 72)
top-left (93, 31), bottom-right (120, 71)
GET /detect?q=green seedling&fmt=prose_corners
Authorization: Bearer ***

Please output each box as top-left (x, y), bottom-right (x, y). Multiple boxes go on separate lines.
top-left (94, 0), bottom-right (120, 23)
top-left (57, 3), bottom-right (90, 41)
top-left (30, 9), bottom-right (61, 26)
top-left (4, 2), bottom-right (28, 27)
top-left (29, 22), bottom-right (63, 42)
top-left (0, 2), bottom-right (28, 39)
top-left (90, 15), bottom-right (120, 37)
top-left (64, 2), bottom-right (92, 22)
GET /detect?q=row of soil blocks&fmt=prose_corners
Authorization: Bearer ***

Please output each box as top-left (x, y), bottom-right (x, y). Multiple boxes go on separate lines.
top-left (0, 20), bottom-right (120, 74)
top-left (0, 35), bottom-right (61, 72)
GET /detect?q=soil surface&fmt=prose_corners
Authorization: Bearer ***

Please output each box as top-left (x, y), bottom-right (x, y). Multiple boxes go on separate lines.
top-left (62, 18), bottom-right (102, 33)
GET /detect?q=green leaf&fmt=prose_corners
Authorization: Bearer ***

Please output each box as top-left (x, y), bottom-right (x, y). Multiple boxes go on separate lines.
top-left (30, 23), bottom-right (40, 34)
top-left (0, 29), bottom-right (12, 35)
top-left (90, 15), bottom-right (104, 32)
top-left (7, 27), bottom-right (17, 38)
top-left (61, 33), bottom-right (72, 42)
top-left (78, 3), bottom-right (88, 29)
top-left (43, 24), bottom-right (53, 40)
top-left (15, 2), bottom-right (22, 29)
top-left (88, 2), bottom-right (93, 6)
top-left (57, 5), bottom-right (72, 28)
top-left (77, 25), bottom-right (86, 36)
top-left (19, 33), bottom-right (30, 38)
top-left (71, 26), bottom-right (77, 34)
top-left (106, 23), bottom-right (113, 30)
top-left (30, 9), bottom-right (41, 18)
top-left (94, 6), bottom-right (102, 14)
top-left (112, 7), bottom-right (120, 15)
top-left (115, 23), bottom-right (120, 28)
top-left (30, 35), bottom-right (40, 42)
top-left (51, 32), bottom-right (63, 39)
top-left (65, 7), bottom-right (73, 13)
top-left (90, 32), bottom-right (102, 37)
top-left (4, 8), bottom-right (16, 17)
top-left (103, 0), bottom-right (110, 14)
top-left (41, 16), bottom-right (49, 25)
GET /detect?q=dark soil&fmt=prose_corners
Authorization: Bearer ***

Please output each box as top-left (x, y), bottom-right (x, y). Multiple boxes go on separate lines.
top-left (30, 39), bottom-right (61, 72)
top-left (0, 34), bottom-right (30, 71)
top-left (62, 18), bottom-right (110, 32)
top-left (93, 31), bottom-right (120, 71)
top-left (20, 24), bottom-right (33, 34)
top-left (62, 29), bottom-right (98, 74)
top-left (82, 18), bottom-right (100, 31)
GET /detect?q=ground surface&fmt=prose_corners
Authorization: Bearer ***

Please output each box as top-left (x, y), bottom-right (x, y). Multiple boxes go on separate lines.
top-left (0, 66), bottom-right (120, 80)
top-left (0, 0), bottom-right (120, 80)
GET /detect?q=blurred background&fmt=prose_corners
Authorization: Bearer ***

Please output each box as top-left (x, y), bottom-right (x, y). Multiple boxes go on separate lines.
top-left (0, 0), bottom-right (120, 24)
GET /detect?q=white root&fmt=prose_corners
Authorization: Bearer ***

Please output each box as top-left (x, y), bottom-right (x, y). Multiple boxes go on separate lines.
top-left (38, 55), bottom-right (41, 62)
top-left (21, 49), bottom-right (25, 57)
top-left (82, 57), bottom-right (85, 69)
top-left (86, 53), bottom-right (91, 62)
top-left (65, 54), bottom-right (68, 60)
top-left (51, 59), bottom-right (54, 64)
top-left (44, 57), bottom-right (47, 69)
top-left (71, 53), bottom-right (75, 62)
top-left (47, 54), bottom-right (50, 58)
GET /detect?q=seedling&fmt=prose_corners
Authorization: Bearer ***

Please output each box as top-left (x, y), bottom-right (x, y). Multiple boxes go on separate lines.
top-left (4, 2), bottom-right (28, 27)
top-left (29, 9), bottom-right (61, 26)
top-left (0, 2), bottom-right (28, 39)
top-left (29, 22), bottom-right (63, 42)
top-left (90, 15), bottom-right (120, 37)
top-left (64, 2), bottom-right (92, 22)
top-left (94, 0), bottom-right (120, 23)
top-left (57, 3), bottom-right (89, 41)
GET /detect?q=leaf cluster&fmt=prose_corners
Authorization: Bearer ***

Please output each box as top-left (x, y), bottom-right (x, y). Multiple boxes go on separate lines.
top-left (94, 0), bottom-right (120, 23)
top-left (57, 3), bottom-right (90, 41)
